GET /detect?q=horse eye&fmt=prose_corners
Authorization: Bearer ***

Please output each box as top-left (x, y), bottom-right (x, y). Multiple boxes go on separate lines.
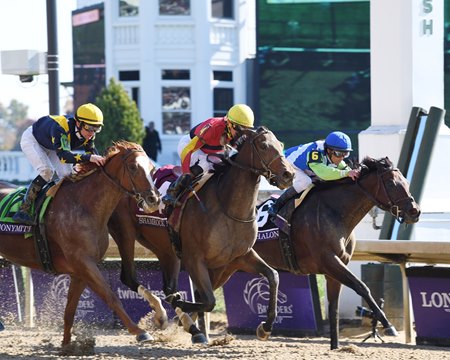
top-left (259, 141), bottom-right (269, 151)
top-left (128, 163), bottom-right (138, 172)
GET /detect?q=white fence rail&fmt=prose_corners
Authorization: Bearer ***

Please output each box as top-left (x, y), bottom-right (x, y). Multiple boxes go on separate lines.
top-left (0, 151), bottom-right (35, 182)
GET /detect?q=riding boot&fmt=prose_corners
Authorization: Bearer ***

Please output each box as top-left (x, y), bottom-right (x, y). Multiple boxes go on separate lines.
top-left (13, 175), bottom-right (47, 225)
top-left (162, 173), bottom-right (193, 207)
top-left (268, 187), bottom-right (298, 218)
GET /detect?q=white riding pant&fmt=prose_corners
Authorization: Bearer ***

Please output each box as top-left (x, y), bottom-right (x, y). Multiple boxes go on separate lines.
top-left (292, 167), bottom-right (313, 193)
top-left (178, 134), bottom-right (217, 174)
top-left (20, 126), bottom-right (72, 182)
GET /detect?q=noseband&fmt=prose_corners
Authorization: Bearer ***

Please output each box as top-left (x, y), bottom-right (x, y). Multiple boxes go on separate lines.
top-left (224, 129), bottom-right (283, 183)
top-left (357, 166), bottom-right (415, 224)
top-left (100, 148), bottom-right (156, 206)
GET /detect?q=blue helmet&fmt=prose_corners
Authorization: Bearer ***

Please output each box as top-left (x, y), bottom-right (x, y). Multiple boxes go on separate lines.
top-left (325, 131), bottom-right (353, 151)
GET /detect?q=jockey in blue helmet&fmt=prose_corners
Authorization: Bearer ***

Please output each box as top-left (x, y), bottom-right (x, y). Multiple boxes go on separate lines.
top-left (269, 131), bottom-right (360, 218)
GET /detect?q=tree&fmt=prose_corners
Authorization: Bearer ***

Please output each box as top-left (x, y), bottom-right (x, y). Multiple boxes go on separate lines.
top-left (94, 78), bottom-right (144, 154)
top-left (0, 100), bottom-right (30, 150)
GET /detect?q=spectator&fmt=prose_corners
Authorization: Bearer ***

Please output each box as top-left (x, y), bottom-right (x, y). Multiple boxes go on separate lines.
top-left (143, 121), bottom-right (162, 162)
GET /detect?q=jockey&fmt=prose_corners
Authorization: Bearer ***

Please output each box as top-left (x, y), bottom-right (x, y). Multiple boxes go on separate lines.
top-left (13, 103), bottom-right (106, 225)
top-left (162, 104), bottom-right (255, 206)
top-left (269, 131), bottom-right (360, 218)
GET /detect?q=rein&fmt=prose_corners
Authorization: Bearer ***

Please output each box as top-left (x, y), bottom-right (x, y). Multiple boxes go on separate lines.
top-left (224, 130), bottom-right (282, 182)
top-left (356, 166), bottom-right (413, 223)
top-left (217, 129), bottom-right (282, 223)
top-left (99, 149), bottom-right (152, 206)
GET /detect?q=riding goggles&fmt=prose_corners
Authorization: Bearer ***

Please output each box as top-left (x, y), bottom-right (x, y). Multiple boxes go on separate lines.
top-left (82, 123), bottom-right (102, 134)
top-left (332, 150), bottom-right (350, 158)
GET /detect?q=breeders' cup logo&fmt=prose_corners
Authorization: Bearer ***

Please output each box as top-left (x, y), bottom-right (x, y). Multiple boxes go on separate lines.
top-left (50, 274), bottom-right (95, 317)
top-left (243, 277), bottom-right (293, 323)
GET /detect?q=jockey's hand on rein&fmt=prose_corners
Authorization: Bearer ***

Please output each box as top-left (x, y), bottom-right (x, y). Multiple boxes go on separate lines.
top-left (347, 169), bottom-right (360, 181)
top-left (90, 154), bottom-right (106, 166)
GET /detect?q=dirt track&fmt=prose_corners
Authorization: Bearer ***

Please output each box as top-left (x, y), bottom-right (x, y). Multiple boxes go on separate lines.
top-left (1, 313), bottom-right (449, 360)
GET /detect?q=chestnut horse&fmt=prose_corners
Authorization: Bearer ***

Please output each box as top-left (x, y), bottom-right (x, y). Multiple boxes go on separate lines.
top-left (253, 156), bottom-right (420, 349)
top-left (0, 141), bottom-right (163, 347)
top-left (109, 126), bottom-right (294, 343)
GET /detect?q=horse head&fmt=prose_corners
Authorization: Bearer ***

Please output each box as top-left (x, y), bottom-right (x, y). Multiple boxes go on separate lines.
top-left (103, 141), bottom-right (160, 213)
top-left (229, 126), bottom-right (294, 190)
top-left (358, 156), bottom-right (420, 224)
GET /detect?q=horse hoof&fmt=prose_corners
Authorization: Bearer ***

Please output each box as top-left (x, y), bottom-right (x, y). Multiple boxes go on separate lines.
top-left (256, 322), bottom-right (271, 341)
top-left (191, 333), bottom-right (208, 345)
top-left (383, 325), bottom-right (398, 337)
top-left (136, 332), bottom-right (154, 343)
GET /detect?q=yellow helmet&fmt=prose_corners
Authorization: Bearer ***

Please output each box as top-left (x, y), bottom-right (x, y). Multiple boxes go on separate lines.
top-left (226, 104), bottom-right (254, 128)
top-left (76, 103), bottom-right (104, 126)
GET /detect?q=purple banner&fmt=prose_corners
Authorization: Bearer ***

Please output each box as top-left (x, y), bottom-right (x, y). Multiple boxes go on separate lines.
top-left (407, 271), bottom-right (450, 340)
top-left (31, 262), bottom-right (193, 326)
top-left (0, 264), bottom-right (21, 321)
top-left (223, 272), bottom-right (320, 334)
top-left (32, 270), bottom-right (113, 326)
top-left (108, 267), bottom-right (192, 323)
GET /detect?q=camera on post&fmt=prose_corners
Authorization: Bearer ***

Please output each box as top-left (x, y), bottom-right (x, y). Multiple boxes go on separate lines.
top-left (355, 305), bottom-right (374, 319)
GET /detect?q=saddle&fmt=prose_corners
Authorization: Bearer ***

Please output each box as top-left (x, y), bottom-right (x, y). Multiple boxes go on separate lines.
top-left (136, 165), bottom-right (212, 258)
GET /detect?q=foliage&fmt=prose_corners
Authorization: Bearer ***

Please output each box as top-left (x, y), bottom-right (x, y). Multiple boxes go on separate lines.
top-left (94, 77), bottom-right (144, 154)
top-left (0, 100), bottom-right (30, 151)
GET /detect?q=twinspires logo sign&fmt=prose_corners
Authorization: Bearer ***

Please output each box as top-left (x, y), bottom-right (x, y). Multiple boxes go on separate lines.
top-left (223, 272), bottom-right (321, 335)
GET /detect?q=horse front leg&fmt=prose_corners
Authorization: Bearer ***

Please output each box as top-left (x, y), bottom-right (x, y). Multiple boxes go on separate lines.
top-left (210, 249), bottom-right (279, 341)
top-left (78, 259), bottom-right (154, 343)
top-left (109, 228), bottom-right (169, 330)
top-left (325, 275), bottom-right (342, 350)
top-left (62, 276), bottom-right (86, 346)
top-left (325, 256), bottom-right (398, 345)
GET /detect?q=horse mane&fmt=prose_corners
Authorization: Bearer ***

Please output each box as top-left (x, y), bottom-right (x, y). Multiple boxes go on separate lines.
top-left (70, 140), bottom-right (144, 178)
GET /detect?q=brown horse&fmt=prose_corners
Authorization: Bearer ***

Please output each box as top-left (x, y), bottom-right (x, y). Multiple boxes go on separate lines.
top-left (0, 141), bottom-right (163, 347)
top-left (109, 126), bottom-right (294, 343)
top-left (252, 156), bottom-right (421, 349)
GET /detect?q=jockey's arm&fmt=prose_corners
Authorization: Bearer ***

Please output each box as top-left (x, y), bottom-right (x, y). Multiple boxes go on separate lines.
top-left (309, 162), bottom-right (351, 181)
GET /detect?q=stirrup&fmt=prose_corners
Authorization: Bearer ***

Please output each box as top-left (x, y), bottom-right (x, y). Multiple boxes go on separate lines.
top-left (162, 194), bottom-right (181, 207)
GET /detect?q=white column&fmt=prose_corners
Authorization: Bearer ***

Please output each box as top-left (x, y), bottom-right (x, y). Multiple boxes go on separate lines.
top-left (359, 0), bottom-right (444, 163)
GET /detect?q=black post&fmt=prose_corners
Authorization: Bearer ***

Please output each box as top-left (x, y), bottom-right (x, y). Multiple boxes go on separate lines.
top-left (46, 0), bottom-right (59, 115)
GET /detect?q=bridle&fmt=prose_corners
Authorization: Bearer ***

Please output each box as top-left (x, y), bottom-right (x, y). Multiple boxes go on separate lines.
top-left (216, 128), bottom-right (284, 223)
top-left (100, 148), bottom-right (156, 207)
top-left (224, 128), bottom-right (283, 184)
top-left (356, 165), bottom-right (415, 224)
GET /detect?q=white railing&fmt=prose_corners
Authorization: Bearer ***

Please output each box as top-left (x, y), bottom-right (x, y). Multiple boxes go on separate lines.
top-left (0, 151), bottom-right (35, 183)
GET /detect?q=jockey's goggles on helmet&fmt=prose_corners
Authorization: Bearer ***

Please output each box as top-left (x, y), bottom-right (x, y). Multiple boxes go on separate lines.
top-left (82, 123), bottom-right (102, 134)
top-left (331, 150), bottom-right (350, 158)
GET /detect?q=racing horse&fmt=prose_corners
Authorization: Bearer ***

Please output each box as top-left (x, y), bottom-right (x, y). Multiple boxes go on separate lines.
top-left (0, 141), bottom-right (163, 347)
top-left (253, 156), bottom-right (421, 349)
top-left (109, 126), bottom-right (294, 343)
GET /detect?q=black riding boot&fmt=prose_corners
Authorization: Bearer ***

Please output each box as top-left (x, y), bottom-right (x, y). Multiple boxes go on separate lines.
top-left (13, 175), bottom-right (47, 225)
top-left (268, 187), bottom-right (298, 218)
top-left (162, 173), bottom-right (193, 207)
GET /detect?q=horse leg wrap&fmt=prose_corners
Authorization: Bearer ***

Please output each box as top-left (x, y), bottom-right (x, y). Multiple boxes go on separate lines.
top-left (175, 307), bottom-right (196, 332)
top-left (138, 285), bottom-right (168, 329)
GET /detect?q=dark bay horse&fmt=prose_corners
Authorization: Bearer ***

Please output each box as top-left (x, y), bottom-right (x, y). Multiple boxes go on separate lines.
top-left (0, 141), bottom-right (162, 347)
top-left (253, 156), bottom-right (421, 349)
top-left (109, 126), bottom-right (294, 343)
